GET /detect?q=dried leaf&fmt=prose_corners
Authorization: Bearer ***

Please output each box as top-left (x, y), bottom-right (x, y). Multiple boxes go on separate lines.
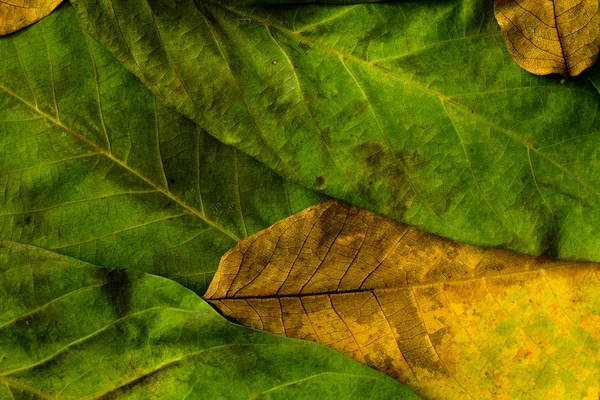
top-left (494, 0), bottom-right (600, 76)
top-left (0, 241), bottom-right (416, 399)
top-left (206, 200), bottom-right (600, 399)
top-left (0, 0), bottom-right (62, 35)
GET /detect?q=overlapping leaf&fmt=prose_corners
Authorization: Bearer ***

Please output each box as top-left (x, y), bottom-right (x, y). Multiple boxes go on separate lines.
top-left (0, 0), bottom-right (62, 35)
top-left (71, 0), bottom-right (600, 262)
top-left (206, 200), bottom-right (600, 399)
top-left (494, 0), bottom-right (600, 77)
top-left (0, 240), bottom-right (417, 399)
top-left (0, 3), bottom-right (323, 294)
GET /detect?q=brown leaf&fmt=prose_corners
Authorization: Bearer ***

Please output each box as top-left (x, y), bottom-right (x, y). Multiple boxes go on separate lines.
top-left (205, 200), bottom-right (600, 399)
top-left (0, 0), bottom-right (62, 36)
top-left (494, 0), bottom-right (600, 77)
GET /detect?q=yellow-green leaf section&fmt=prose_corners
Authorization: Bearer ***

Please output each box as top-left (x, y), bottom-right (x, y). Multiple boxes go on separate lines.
top-left (495, 0), bottom-right (600, 77)
top-left (0, 0), bottom-right (61, 35)
top-left (0, 241), bottom-right (417, 399)
top-left (207, 200), bottom-right (600, 400)
top-left (70, 0), bottom-right (600, 262)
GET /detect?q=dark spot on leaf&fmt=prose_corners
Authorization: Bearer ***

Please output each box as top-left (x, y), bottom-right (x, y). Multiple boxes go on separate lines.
top-left (102, 268), bottom-right (133, 318)
top-left (355, 99), bottom-right (369, 113)
top-left (365, 154), bottom-right (381, 170)
top-left (395, 149), bottom-right (423, 168)
top-left (540, 220), bottom-right (559, 259)
top-left (358, 142), bottom-right (384, 172)
top-left (390, 201), bottom-right (409, 217)
top-left (429, 327), bottom-right (447, 347)
top-left (16, 214), bottom-right (37, 228)
top-left (194, 0), bottom-right (217, 24)
top-left (299, 41), bottom-right (311, 52)
top-left (168, 178), bottom-right (175, 184)
top-left (314, 176), bottom-right (326, 189)
top-left (97, 369), bottom-right (162, 399)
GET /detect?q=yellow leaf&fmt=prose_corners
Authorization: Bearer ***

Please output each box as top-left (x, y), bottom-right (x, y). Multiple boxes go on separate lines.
top-left (206, 200), bottom-right (600, 399)
top-left (0, 0), bottom-right (62, 36)
top-left (494, 0), bottom-right (600, 77)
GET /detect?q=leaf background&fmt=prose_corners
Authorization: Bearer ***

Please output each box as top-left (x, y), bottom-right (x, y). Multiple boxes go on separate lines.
top-left (0, 241), bottom-right (416, 399)
top-left (0, 4), bottom-right (323, 295)
top-left (3, 0), bottom-right (600, 398)
top-left (71, 0), bottom-right (600, 262)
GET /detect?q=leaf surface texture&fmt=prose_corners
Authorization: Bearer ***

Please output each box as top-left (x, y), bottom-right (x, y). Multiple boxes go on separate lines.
top-left (0, 240), bottom-right (417, 399)
top-left (206, 200), bottom-right (600, 399)
top-left (71, 0), bottom-right (600, 261)
top-left (494, 0), bottom-right (600, 76)
top-left (0, 4), bottom-right (323, 295)
top-left (0, 0), bottom-right (61, 35)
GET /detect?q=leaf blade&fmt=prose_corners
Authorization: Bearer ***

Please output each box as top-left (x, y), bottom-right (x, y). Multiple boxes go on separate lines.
top-left (494, 0), bottom-right (600, 77)
top-left (0, 3), bottom-right (324, 295)
top-left (206, 200), bottom-right (600, 399)
top-left (71, 0), bottom-right (600, 261)
top-left (0, 0), bottom-right (62, 36)
top-left (0, 240), bottom-right (418, 399)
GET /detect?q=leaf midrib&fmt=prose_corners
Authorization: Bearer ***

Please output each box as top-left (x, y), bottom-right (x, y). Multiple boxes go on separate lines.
top-left (0, 83), bottom-right (242, 243)
top-left (204, 1), bottom-right (600, 207)
top-left (207, 260), bottom-right (586, 301)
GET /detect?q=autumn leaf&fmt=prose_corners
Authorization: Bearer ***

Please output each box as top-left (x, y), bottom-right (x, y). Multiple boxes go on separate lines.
top-left (71, 0), bottom-right (600, 263)
top-left (0, 0), bottom-right (62, 35)
top-left (0, 4), bottom-right (323, 295)
top-left (206, 200), bottom-right (600, 399)
top-left (494, 0), bottom-right (600, 77)
top-left (0, 240), bottom-right (417, 399)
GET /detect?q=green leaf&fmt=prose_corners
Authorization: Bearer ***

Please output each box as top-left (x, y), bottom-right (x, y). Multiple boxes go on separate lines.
top-left (588, 64), bottom-right (600, 94)
top-left (0, 240), bottom-right (418, 399)
top-left (71, 0), bottom-right (600, 261)
top-left (0, 3), bottom-right (324, 295)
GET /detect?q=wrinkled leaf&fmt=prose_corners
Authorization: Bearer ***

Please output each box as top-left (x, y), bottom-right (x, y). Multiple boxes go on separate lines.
top-left (206, 200), bottom-right (600, 399)
top-left (494, 0), bottom-right (600, 77)
top-left (71, 0), bottom-right (600, 262)
top-left (0, 0), bottom-right (61, 35)
top-left (0, 240), bottom-right (417, 399)
top-left (0, 4), bottom-right (323, 294)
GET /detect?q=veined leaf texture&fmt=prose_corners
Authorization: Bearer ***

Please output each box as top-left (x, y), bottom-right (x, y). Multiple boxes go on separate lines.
top-left (0, 4), bottom-right (324, 295)
top-left (2, 0), bottom-right (600, 399)
top-left (207, 200), bottom-right (600, 399)
top-left (0, 0), bottom-right (62, 35)
top-left (494, 0), bottom-right (600, 77)
top-left (0, 241), bottom-right (416, 399)
top-left (71, 0), bottom-right (600, 263)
